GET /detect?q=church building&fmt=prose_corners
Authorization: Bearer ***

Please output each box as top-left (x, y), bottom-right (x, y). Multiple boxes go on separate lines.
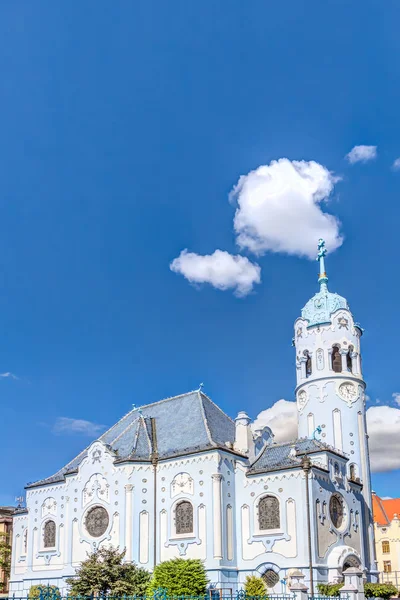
top-left (10, 240), bottom-right (376, 594)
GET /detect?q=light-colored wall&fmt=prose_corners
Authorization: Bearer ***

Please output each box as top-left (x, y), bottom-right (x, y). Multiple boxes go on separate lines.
top-left (10, 441), bottom-right (369, 595)
top-left (374, 518), bottom-right (400, 576)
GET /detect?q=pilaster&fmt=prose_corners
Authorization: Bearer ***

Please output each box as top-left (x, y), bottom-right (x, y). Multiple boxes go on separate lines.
top-left (212, 474), bottom-right (223, 560)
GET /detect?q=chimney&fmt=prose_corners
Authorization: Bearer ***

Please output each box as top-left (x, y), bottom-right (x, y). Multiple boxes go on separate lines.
top-left (234, 411), bottom-right (253, 455)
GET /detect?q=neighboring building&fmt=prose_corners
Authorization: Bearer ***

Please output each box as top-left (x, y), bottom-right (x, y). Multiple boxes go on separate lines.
top-left (0, 507), bottom-right (14, 594)
top-left (10, 240), bottom-right (376, 594)
top-left (373, 493), bottom-right (400, 586)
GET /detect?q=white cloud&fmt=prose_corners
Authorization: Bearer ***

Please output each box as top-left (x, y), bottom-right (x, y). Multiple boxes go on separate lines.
top-left (392, 158), bottom-right (400, 171)
top-left (392, 393), bottom-right (400, 406)
top-left (367, 406), bottom-right (400, 472)
top-left (230, 158), bottom-right (342, 259)
top-left (252, 399), bottom-right (298, 443)
top-left (170, 249), bottom-right (261, 297)
top-left (346, 145), bottom-right (377, 164)
top-left (0, 372), bottom-right (18, 380)
top-left (53, 417), bottom-right (106, 437)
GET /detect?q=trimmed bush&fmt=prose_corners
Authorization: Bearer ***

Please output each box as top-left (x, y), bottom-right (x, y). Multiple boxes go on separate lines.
top-left (244, 575), bottom-right (268, 597)
top-left (28, 585), bottom-right (60, 599)
top-left (148, 558), bottom-right (208, 596)
top-left (364, 583), bottom-right (399, 599)
top-left (317, 583), bottom-right (342, 597)
top-left (317, 582), bottom-right (399, 599)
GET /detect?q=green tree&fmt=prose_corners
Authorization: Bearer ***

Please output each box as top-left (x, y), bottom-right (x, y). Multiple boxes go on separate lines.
top-left (66, 547), bottom-right (151, 596)
top-left (244, 575), bottom-right (268, 597)
top-left (0, 531), bottom-right (11, 592)
top-left (148, 558), bottom-right (208, 596)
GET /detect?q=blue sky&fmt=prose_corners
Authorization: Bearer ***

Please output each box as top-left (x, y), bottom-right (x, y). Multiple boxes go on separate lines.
top-left (0, 1), bottom-right (399, 504)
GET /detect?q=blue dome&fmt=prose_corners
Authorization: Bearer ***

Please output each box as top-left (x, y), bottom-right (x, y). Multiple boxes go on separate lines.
top-left (301, 288), bottom-right (348, 328)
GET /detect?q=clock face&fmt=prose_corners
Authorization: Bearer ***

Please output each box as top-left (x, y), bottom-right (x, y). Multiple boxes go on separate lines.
top-left (338, 382), bottom-right (357, 401)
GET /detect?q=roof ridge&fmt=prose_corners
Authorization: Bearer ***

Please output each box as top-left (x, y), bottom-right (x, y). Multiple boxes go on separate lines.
top-left (108, 416), bottom-right (139, 447)
top-left (199, 391), bottom-right (235, 424)
top-left (140, 416), bottom-right (153, 454)
top-left (198, 391), bottom-right (217, 448)
top-left (132, 389), bottom-right (200, 412)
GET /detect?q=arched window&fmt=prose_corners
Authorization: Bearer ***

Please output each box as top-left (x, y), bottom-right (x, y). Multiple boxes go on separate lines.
top-left (332, 345), bottom-right (342, 373)
top-left (304, 351), bottom-right (312, 377)
top-left (175, 501), bottom-right (193, 535)
top-left (382, 540), bottom-right (390, 554)
top-left (43, 520), bottom-right (56, 548)
top-left (258, 495), bottom-right (280, 530)
top-left (329, 495), bottom-right (344, 529)
top-left (334, 462), bottom-right (340, 476)
top-left (349, 464), bottom-right (356, 480)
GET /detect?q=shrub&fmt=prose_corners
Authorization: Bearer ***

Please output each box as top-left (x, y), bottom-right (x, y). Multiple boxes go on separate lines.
top-left (364, 583), bottom-right (399, 599)
top-left (244, 575), bottom-right (268, 597)
top-left (317, 583), bottom-right (343, 597)
top-left (28, 585), bottom-right (60, 599)
top-left (317, 582), bottom-right (399, 599)
top-left (66, 547), bottom-right (151, 596)
top-left (148, 558), bottom-right (208, 596)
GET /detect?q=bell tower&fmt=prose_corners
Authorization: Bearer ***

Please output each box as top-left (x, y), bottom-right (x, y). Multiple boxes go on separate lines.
top-left (294, 239), bottom-right (375, 571)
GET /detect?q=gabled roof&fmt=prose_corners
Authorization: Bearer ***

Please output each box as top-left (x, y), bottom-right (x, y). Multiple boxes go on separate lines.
top-left (248, 437), bottom-right (346, 475)
top-left (27, 390), bottom-right (237, 488)
top-left (373, 494), bottom-right (400, 526)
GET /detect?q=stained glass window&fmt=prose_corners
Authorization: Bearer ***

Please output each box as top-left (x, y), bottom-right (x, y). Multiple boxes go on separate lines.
top-left (262, 569), bottom-right (279, 588)
top-left (175, 501), bottom-right (193, 534)
top-left (43, 520), bottom-right (56, 548)
top-left (85, 506), bottom-right (109, 538)
top-left (258, 495), bottom-right (280, 530)
top-left (330, 495), bottom-right (344, 529)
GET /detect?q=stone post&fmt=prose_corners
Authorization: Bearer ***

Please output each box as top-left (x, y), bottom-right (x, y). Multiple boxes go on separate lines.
top-left (340, 567), bottom-right (365, 600)
top-left (289, 570), bottom-right (309, 600)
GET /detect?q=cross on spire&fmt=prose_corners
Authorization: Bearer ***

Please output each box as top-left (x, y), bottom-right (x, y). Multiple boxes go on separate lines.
top-left (316, 238), bottom-right (328, 290)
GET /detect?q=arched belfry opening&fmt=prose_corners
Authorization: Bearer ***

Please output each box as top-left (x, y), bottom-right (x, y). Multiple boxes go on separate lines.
top-left (332, 345), bottom-right (342, 373)
top-left (304, 350), bottom-right (312, 377)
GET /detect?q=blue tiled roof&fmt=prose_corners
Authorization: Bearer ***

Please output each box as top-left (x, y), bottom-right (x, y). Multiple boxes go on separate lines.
top-left (248, 437), bottom-right (344, 474)
top-left (27, 391), bottom-right (236, 488)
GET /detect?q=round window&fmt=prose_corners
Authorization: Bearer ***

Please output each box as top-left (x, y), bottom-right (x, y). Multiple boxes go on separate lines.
top-left (84, 506), bottom-right (109, 538)
top-left (329, 494), bottom-right (345, 529)
top-left (262, 569), bottom-right (280, 588)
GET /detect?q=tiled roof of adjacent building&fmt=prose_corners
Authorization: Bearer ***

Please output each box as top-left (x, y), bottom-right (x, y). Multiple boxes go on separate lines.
top-left (372, 493), bottom-right (400, 526)
top-left (27, 390), bottom-right (238, 488)
top-left (248, 437), bottom-right (346, 474)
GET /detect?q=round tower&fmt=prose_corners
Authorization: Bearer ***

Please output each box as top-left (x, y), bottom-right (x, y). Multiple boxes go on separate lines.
top-left (294, 239), bottom-right (375, 571)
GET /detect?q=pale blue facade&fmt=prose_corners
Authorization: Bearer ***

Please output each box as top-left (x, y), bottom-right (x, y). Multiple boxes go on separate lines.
top-left (10, 241), bottom-right (376, 595)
